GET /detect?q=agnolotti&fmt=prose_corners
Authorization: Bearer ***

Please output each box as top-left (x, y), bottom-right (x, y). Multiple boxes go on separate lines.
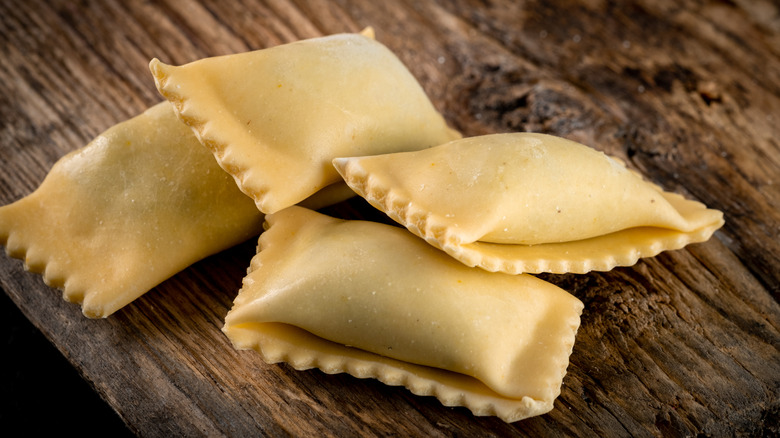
top-left (149, 30), bottom-right (460, 215)
top-left (333, 133), bottom-right (725, 274)
top-left (0, 103), bottom-right (256, 318)
top-left (222, 206), bottom-right (583, 422)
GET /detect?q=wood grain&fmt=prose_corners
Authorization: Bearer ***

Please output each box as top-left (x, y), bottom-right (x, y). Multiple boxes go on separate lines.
top-left (1, 0), bottom-right (778, 436)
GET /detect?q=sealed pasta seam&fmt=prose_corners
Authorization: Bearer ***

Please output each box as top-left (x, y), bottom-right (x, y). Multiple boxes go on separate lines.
top-left (333, 156), bottom-right (461, 248)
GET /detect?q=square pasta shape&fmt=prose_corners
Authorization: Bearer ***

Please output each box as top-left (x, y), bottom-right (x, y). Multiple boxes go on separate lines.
top-left (149, 29), bottom-right (460, 215)
top-left (333, 132), bottom-right (725, 274)
top-left (0, 102), bottom-right (350, 318)
top-left (223, 206), bottom-right (584, 422)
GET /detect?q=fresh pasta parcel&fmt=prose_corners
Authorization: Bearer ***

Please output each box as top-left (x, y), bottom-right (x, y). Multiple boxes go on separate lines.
top-left (222, 206), bottom-right (583, 422)
top-left (150, 29), bottom-right (460, 215)
top-left (333, 132), bottom-right (725, 274)
top-left (0, 103), bottom-right (265, 317)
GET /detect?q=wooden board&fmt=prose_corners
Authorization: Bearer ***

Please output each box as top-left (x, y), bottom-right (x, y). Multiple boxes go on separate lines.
top-left (1, 0), bottom-right (778, 436)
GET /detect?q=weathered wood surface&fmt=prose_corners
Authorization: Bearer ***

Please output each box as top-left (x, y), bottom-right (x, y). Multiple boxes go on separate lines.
top-left (1, 0), bottom-right (778, 436)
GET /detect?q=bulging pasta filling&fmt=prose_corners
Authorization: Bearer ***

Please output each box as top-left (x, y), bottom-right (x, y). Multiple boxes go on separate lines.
top-left (223, 206), bottom-right (583, 421)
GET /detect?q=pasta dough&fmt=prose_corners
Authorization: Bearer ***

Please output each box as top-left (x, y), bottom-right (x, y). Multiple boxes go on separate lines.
top-left (149, 30), bottom-right (460, 214)
top-left (333, 132), bottom-right (725, 274)
top-left (223, 206), bottom-right (583, 422)
top-left (0, 103), bottom-right (267, 318)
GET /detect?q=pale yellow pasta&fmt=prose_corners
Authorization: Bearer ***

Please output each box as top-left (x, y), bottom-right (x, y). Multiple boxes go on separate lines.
top-left (223, 206), bottom-right (583, 422)
top-left (333, 132), bottom-right (725, 274)
top-left (149, 30), bottom-right (460, 214)
top-left (0, 103), bottom-right (266, 318)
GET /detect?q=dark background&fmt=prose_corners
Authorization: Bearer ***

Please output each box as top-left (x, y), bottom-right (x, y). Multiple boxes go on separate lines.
top-left (1, 290), bottom-right (134, 436)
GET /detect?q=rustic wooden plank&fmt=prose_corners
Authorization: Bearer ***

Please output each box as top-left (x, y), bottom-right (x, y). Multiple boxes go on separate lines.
top-left (1, 0), bottom-right (778, 436)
